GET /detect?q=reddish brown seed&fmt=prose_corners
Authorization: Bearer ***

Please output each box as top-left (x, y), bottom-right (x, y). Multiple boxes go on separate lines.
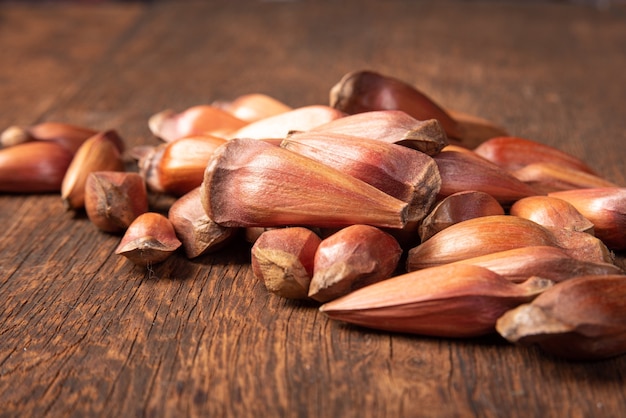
top-left (320, 264), bottom-right (553, 338)
top-left (329, 70), bottom-right (463, 141)
top-left (200, 138), bottom-right (408, 229)
top-left (308, 224), bottom-right (402, 302)
top-left (84, 171), bottom-right (149, 233)
top-left (512, 162), bottom-right (617, 194)
top-left (496, 274), bottom-right (626, 360)
top-left (433, 149), bottom-right (537, 205)
top-left (168, 187), bottom-right (237, 258)
top-left (406, 215), bottom-right (613, 271)
top-left (281, 131), bottom-right (441, 223)
top-left (139, 134), bottom-right (227, 196)
top-left (148, 105), bottom-right (248, 142)
top-left (418, 191), bottom-right (505, 242)
top-left (328, 70), bottom-right (510, 148)
top-left (548, 188), bottom-right (626, 250)
top-left (115, 212), bottom-right (182, 266)
top-left (450, 246), bottom-right (622, 283)
top-left (474, 136), bottom-right (597, 174)
top-left (0, 141), bottom-right (73, 193)
top-left (227, 105), bottom-right (345, 140)
top-left (509, 195), bottom-right (594, 234)
top-left (61, 130), bottom-right (126, 210)
top-left (212, 93), bottom-right (292, 122)
top-left (251, 227), bottom-right (322, 299)
top-left (308, 110), bottom-right (448, 155)
top-left (0, 121), bottom-right (98, 154)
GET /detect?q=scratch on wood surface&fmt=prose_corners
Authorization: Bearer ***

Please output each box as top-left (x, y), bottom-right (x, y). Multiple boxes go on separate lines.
top-left (104, 330), bottom-right (140, 406)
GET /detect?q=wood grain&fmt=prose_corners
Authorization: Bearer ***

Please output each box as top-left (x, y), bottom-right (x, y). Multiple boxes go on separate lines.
top-left (1, 1), bottom-right (625, 417)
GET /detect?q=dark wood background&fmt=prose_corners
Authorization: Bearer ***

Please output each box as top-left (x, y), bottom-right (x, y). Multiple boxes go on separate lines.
top-left (1, 1), bottom-right (625, 417)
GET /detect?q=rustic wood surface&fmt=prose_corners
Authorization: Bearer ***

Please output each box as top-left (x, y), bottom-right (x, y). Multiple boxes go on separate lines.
top-left (1, 1), bottom-right (625, 417)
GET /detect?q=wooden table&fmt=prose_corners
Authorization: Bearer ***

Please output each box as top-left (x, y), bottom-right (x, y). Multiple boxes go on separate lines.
top-left (1, 1), bottom-right (625, 417)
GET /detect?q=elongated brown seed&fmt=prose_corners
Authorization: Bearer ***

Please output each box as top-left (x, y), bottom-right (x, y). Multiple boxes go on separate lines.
top-left (433, 149), bottom-right (537, 205)
top-left (201, 138), bottom-right (408, 229)
top-left (548, 187), bottom-right (626, 250)
top-left (407, 215), bottom-right (613, 271)
top-left (329, 70), bottom-right (463, 141)
top-left (148, 105), bottom-right (248, 142)
top-left (309, 110), bottom-right (448, 155)
top-left (61, 130), bottom-right (125, 210)
top-left (473, 136), bottom-right (597, 174)
top-left (320, 264), bottom-right (553, 338)
top-left (329, 70), bottom-right (509, 147)
top-left (227, 105), bottom-right (344, 140)
top-left (450, 246), bottom-right (622, 283)
top-left (496, 274), bottom-right (626, 360)
top-left (0, 121), bottom-right (98, 153)
top-left (0, 141), bottom-right (74, 193)
top-left (512, 162), bottom-right (618, 194)
top-left (139, 134), bottom-right (227, 196)
top-left (281, 131), bottom-right (441, 223)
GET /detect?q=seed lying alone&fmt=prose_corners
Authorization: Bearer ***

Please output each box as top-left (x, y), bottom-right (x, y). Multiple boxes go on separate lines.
top-left (320, 264), bottom-right (553, 338)
top-left (496, 274), bottom-right (626, 360)
top-left (281, 131), bottom-right (441, 223)
top-left (115, 212), bottom-right (182, 266)
top-left (308, 224), bottom-right (402, 303)
top-left (251, 227), bottom-right (321, 300)
top-left (201, 138), bottom-right (408, 229)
